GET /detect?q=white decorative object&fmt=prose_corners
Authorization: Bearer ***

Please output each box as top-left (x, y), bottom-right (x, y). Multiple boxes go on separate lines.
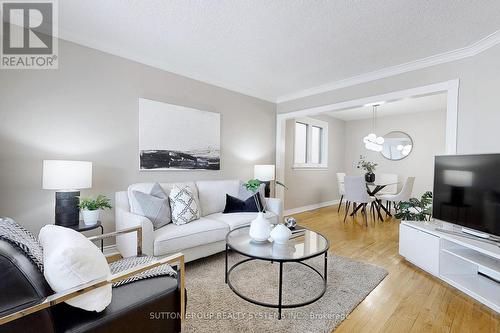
top-left (82, 209), bottom-right (99, 225)
top-left (270, 224), bottom-right (292, 244)
top-left (362, 104), bottom-right (384, 152)
top-left (39, 225), bottom-right (112, 312)
top-left (249, 212), bottom-right (271, 242)
top-left (139, 98), bottom-right (220, 170)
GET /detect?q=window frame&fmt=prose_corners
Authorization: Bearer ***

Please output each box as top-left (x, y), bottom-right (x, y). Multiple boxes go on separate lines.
top-left (293, 117), bottom-right (328, 169)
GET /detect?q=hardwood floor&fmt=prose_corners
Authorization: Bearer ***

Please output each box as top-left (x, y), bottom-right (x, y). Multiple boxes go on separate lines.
top-left (293, 204), bottom-right (499, 333)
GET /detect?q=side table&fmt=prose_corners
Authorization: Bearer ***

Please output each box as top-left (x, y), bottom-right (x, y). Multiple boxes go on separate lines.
top-left (65, 221), bottom-right (104, 252)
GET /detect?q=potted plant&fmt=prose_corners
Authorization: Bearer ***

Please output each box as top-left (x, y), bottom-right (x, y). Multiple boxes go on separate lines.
top-left (78, 195), bottom-right (112, 225)
top-left (395, 191), bottom-right (433, 221)
top-left (357, 155), bottom-right (378, 182)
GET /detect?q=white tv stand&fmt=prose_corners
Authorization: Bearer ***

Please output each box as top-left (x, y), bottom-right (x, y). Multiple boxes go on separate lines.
top-left (399, 220), bottom-right (500, 313)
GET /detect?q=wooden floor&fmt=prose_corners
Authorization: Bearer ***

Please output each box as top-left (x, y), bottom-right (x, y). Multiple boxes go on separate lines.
top-left (294, 204), bottom-right (499, 333)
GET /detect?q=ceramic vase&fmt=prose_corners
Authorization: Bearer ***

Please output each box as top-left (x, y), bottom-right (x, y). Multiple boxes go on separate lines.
top-left (249, 212), bottom-right (271, 242)
top-left (82, 209), bottom-right (99, 225)
top-left (365, 172), bottom-right (375, 183)
top-left (270, 224), bottom-right (292, 245)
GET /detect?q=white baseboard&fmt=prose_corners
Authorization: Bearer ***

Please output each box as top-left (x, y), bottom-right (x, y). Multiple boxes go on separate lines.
top-left (284, 199), bottom-right (340, 216)
top-left (103, 244), bottom-right (119, 256)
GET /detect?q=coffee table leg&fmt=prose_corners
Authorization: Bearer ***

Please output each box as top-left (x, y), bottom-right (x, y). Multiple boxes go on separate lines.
top-left (278, 262), bottom-right (283, 320)
top-left (225, 244), bottom-right (228, 284)
top-left (324, 252), bottom-right (328, 284)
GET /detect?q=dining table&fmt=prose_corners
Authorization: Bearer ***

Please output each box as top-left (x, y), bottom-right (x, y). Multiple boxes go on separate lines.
top-left (341, 180), bottom-right (400, 221)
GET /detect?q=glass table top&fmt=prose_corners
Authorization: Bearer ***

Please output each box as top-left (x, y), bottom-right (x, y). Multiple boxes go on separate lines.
top-left (226, 226), bottom-right (329, 261)
top-left (339, 180), bottom-right (399, 186)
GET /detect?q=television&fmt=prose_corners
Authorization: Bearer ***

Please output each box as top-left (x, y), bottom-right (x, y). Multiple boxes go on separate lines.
top-left (433, 154), bottom-right (500, 237)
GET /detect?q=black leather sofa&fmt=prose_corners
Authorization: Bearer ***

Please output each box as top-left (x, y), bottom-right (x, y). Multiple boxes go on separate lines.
top-left (0, 237), bottom-right (183, 333)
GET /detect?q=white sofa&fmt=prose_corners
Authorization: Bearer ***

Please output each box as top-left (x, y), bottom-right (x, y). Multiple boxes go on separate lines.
top-left (115, 179), bottom-right (282, 262)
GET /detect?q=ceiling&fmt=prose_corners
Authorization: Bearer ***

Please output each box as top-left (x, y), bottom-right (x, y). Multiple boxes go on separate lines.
top-left (325, 93), bottom-right (447, 121)
top-left (58, 1), bottom-right (500, 102)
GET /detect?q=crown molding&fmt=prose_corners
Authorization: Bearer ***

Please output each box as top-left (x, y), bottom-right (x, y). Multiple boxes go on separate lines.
top-left (276, 30), bottom-right (500, 104)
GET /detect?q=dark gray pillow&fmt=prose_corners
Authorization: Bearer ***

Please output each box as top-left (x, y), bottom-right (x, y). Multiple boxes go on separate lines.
top-left (132, 183), bottom-right (170, 230)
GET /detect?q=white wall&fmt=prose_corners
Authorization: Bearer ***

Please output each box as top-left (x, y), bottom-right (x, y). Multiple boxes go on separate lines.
top-left (344, 109), bottom-right (447, 197)
top-left (0, 39), bottom-right (276, 238)
top-left (284, 115), bottom-right (345, 210)
top-left (277, 44), bottom-right (500, 155)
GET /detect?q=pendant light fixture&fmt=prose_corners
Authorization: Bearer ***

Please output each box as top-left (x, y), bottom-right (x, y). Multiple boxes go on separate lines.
top-left (363, 104), bottom-right (384, 152)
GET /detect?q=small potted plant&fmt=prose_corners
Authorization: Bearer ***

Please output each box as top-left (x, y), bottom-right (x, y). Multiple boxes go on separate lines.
top-left (357, 155), bottom-right (378, 182)
top-left (78, 195), bottom-right (112, 225)
top-left (395, 191), bottom-right (433, 221)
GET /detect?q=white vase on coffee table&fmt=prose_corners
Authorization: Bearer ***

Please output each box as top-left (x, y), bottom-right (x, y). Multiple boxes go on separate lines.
top-left (249, 212), bottom-right (271, 242)
top-left (270, 224), bottom-right (292, 244)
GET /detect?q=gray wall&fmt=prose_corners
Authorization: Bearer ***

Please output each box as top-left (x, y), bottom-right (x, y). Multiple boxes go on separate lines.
top-left (0, 39), bottom-right (276, 239)
top-left (284, 115), bottom-right (345, 210)
top-left (344, 110), bottom-right (447, 198)
top-left (277, 44), bottom-right (500, 155)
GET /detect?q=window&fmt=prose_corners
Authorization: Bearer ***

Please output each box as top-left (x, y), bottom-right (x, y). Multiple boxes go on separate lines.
top-left (294, 122), bottom-right (307, 164)
top-left (293, 118), bottom-right (328, 168)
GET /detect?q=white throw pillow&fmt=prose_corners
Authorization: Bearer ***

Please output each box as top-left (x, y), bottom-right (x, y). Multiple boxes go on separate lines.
top-left (169, 185), bottom-right (200, 225)
top-left (39, 225), bottom-right (112, 312)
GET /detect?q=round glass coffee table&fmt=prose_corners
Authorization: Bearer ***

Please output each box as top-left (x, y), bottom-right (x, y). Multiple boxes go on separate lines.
top-left (225, 226), bottom-right (329, 319)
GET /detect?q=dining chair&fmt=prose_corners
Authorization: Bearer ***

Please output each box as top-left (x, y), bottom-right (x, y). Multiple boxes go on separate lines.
top-left (343, 176), bottom-right (376, 227)
top-left (376, 173), bottom-right (398, 195)
top-left (377, 176), bottom-right (415, 214)
top-left (336, 172), bottom-right (346, 212)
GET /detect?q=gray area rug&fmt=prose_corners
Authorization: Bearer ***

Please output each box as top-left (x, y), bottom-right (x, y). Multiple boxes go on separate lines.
top-left (183, 252), bottom-right (388, 333)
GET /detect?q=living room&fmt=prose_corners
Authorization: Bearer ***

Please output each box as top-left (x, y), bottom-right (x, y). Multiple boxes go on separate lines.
top-left (1, 2), bottom-right (500, 333)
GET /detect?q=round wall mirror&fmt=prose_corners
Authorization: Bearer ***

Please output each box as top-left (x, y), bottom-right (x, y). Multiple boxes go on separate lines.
top-left (380, 131), bottom-right (413, 160)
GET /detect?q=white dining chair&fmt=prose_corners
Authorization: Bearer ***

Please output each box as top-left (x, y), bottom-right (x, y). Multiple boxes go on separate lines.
top-left (378, 176), bottom-right (415, 214)
top-left (343, 176), bottom-right (376, 226)
top-left (336, 172), bottom-right (346, 212)
top-left (376, 173), bottom-right (398, 195)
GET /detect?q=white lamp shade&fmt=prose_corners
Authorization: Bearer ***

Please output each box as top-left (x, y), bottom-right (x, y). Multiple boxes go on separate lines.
top-left (43, 160), bottom-right (92, 190)
top-left (254, 165), bottom-right (275, 181)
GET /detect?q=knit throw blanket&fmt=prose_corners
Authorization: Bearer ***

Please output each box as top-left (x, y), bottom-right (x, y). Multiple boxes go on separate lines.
top-left (0, 217), bottom-right (176, 288)
top-left (109, 255), bottom-right (177, 287)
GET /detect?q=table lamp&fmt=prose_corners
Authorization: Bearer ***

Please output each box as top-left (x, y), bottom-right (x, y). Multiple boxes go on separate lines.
top-left (254, 165), bottom-right (275, 197)
top-left (43, 160), bottom-right (92, 226)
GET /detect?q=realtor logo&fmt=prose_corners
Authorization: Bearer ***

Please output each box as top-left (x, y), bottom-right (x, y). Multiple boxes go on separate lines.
top-left (1, 0), bottom-right (58, 69)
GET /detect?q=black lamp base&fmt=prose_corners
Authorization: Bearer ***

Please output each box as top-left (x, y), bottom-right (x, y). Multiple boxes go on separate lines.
top-left (262, 181), bottom-right (271, 198)
top-left (55, 191), bottom-right (80, 226)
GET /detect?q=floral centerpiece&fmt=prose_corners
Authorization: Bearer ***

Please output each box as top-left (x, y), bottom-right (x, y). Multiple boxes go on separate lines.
top-left (356, 155), bottom-right (377, 182)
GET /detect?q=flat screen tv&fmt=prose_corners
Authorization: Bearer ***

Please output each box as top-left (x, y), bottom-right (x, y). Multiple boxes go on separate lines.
top-left (433, 154), bottom-right (500, 237)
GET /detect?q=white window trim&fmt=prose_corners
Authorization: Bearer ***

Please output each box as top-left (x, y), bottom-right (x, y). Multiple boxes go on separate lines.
top-left (293, 117), bottom-right (328, 169)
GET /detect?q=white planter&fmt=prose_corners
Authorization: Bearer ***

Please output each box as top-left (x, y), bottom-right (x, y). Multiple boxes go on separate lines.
top-left (249, 212), bottom-right (271, 242)
top-left (270, 224), bottom-right (292, 244)
top-left (82, 209), bottom-right (99, 225)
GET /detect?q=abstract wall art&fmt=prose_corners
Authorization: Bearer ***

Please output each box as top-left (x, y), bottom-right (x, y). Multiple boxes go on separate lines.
top-left (139, 98), bottom-right (220, 170)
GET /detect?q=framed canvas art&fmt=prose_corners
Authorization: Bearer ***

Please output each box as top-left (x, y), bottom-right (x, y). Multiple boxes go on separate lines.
top-left (139, 98), bottom-right (220, 170)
